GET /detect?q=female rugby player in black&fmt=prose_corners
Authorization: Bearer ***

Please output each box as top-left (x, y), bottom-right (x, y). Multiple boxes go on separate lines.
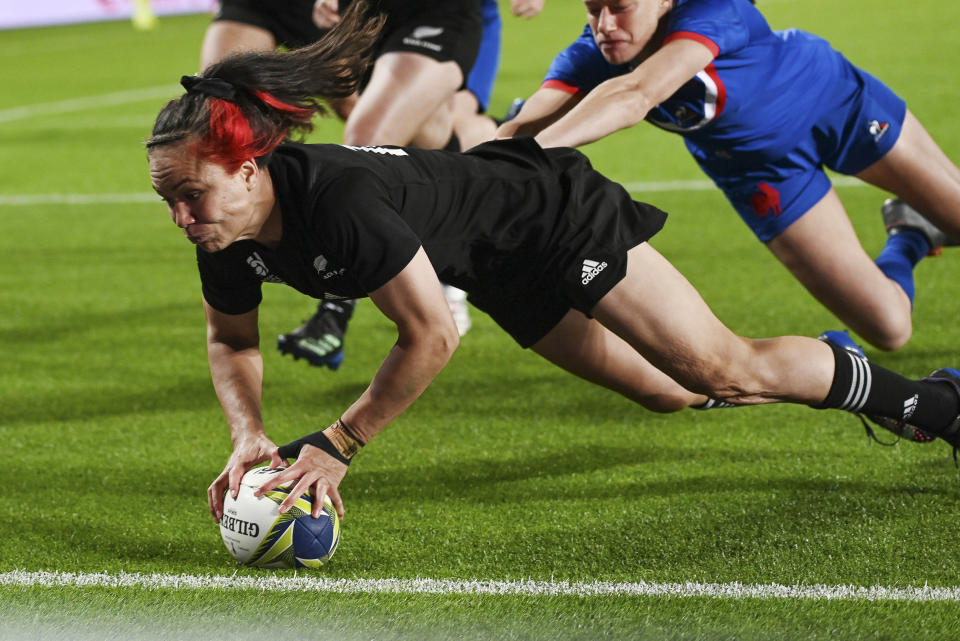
top-left (145, 4), bottom-right (960, 522)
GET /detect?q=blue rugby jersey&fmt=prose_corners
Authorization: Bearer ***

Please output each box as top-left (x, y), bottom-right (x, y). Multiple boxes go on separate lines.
top-left (543, 0), bottom-right (851, 171)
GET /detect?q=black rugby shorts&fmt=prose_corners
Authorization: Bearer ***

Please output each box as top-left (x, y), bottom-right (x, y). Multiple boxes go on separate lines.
top-left (213, 0), bottom-right (331, 50)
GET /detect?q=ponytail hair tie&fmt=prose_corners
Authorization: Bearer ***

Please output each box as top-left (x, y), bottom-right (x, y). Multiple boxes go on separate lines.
top-left (180, 75), bottom-right (238, 101)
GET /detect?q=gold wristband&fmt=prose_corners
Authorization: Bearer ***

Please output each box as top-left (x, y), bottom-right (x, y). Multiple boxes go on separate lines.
top-left (324, 418), bottom-right (364, 460)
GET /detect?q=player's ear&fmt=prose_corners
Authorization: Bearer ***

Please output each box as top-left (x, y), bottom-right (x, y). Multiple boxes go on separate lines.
top-left (238, 158), bottom-right (260, 191)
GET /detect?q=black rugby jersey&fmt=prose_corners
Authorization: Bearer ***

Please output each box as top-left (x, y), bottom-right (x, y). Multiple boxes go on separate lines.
top-left (197, 138), bottom-right (666, 315)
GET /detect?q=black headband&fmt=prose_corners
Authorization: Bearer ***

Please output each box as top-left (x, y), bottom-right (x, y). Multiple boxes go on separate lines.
top-left (180, 75), bottom-right (238, 101)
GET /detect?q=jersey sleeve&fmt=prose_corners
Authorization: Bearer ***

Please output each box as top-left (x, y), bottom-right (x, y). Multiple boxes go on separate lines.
top-left (312, 168), bottom-right (422, 294)
top-left (663, 0), bottom-right (750, 57)
top-left (542, 25), bottom-right (625, 96)
top-left (196, 244), bottom-right (263, 315)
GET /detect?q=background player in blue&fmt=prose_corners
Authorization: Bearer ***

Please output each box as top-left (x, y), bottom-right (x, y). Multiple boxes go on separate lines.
top-left (143, 14), bottom-right (960, 520)
top-left (497, 0), bottom-right (960, 353)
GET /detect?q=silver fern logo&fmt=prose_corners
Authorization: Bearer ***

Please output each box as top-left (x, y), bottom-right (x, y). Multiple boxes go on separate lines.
top-left (411, 26), bottom-right (443, 39)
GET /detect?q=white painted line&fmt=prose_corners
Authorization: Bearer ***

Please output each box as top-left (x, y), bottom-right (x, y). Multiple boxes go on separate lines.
top-left (0, 193), bottom-right (159, 206)
top-left (0, 177), bottom-right (868, 208)
top-left (2, 571), bottom-right (959, 602)
top-left (0, 86), bottom-right (178, 124)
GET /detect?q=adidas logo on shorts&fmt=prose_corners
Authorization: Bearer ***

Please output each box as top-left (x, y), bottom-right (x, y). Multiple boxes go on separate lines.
top-left (581, 259), bottom-right (608, 285)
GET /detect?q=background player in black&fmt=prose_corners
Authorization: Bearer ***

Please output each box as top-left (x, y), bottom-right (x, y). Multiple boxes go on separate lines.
top-left (201, 0), bottom-right (487, 366)
top-left (201, 0), bottom-right (356, 119)
top-left (144, 7), bottom-right (960, 522)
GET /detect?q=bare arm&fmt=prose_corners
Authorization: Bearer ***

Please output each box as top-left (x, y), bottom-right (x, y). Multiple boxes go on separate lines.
top-left (534, 38), bottom-right (715, 149)
top-left (258, 247), bottom-right (460, 517)
top-left (495, 86), bottom-right (582, 139)
top-left (203, 300), bottom-right (276, 521)
top-left (341, 248), bottom-right (460, 441)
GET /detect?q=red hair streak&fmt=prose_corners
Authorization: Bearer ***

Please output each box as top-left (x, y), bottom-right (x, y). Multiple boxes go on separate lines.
top-left (193, 93), bottom-right (314, 172)
top-left (254, 91), bottom-right (314, 123)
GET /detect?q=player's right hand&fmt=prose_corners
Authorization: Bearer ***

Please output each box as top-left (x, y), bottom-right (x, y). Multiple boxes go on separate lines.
top-left (207, 433), bottom-right (277, 522)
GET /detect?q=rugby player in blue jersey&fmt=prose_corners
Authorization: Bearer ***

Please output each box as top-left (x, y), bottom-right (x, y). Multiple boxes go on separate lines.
top-left (497, 0), bottom-right (960, 353)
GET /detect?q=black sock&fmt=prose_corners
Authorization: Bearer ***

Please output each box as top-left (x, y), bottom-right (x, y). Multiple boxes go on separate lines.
top-left (814, 341), bottom-right (959, 432)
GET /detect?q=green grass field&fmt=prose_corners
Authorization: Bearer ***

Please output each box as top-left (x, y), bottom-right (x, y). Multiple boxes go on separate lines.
top-left (2, 1), bottom-right (960, 639)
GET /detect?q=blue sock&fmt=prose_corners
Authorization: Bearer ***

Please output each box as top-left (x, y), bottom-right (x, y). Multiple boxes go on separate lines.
top-left (874, 230), bottom-right (930, 303)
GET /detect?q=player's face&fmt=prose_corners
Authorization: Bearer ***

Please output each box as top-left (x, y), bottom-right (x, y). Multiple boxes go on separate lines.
top-left (584, 0), bottom-right (673, 65)
top-left (149, 142), bottom-right (264, 253)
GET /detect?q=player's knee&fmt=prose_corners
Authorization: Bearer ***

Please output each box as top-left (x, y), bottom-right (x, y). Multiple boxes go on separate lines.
top-left (343, 118), bottom-right (381, 147)
top-left (861, 313), bottom-right (912, 352)
top-left (870, 316), bottom-right (913, 352)
top-left (636, 392), bottom-right (692, 414)
top-left (868, 328), bottom-right (911, 352)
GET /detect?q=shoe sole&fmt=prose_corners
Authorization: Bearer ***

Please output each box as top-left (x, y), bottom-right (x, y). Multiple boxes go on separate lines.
top-left (882, 198), bottom-right (957, 253)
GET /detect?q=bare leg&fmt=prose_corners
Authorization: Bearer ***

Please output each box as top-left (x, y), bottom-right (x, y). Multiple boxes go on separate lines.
top-left (857, 109), bottom-right (960, 238)
top-left (327, 93), bottom-right (357, 122)
top-left (590, 244), bottom-right (834, 405)
top-left (344, 52), bottom-right (462, 147)
top-left (449, 91), bottom-right (497, 150)
top-left (766, 188), bottom-right (913, 350)
top-left (409, 95), bottom-right (458, 150)
top-left (531, 309), bottom-right (705, 413)
top-left (200, 21), bottom-right (276, 70)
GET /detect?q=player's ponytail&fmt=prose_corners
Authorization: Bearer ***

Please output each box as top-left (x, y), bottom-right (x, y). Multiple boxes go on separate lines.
top-left (146, 0), bottom-right (383, 171)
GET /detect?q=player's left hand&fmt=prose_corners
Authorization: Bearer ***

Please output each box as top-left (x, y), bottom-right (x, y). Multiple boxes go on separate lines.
top-left (257, 444), bottom-right (349, 519)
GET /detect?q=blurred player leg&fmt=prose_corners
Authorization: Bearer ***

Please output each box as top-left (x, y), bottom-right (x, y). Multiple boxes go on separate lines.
top-left (200, 21), bottom-right (276, 69)
top-left (450, 0), bottom-right (502, 150)
top-left (284, 3), bottom-right (483, 360)
top-left (449, 92), bottom-right (497, 151)
top-left (277, 299), bottom-right (356, 370)
top-left (344, 52), bottom-right (463, 147)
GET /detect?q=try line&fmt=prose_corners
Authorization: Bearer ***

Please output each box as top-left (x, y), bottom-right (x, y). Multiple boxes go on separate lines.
top-left (2, 570), bottom-right (960, 602)
top-left (0, 176), bottom-right (865, 207)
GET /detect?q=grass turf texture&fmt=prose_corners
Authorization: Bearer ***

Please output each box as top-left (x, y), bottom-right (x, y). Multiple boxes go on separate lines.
top-left (2, 0), bottom-right (960, 639)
